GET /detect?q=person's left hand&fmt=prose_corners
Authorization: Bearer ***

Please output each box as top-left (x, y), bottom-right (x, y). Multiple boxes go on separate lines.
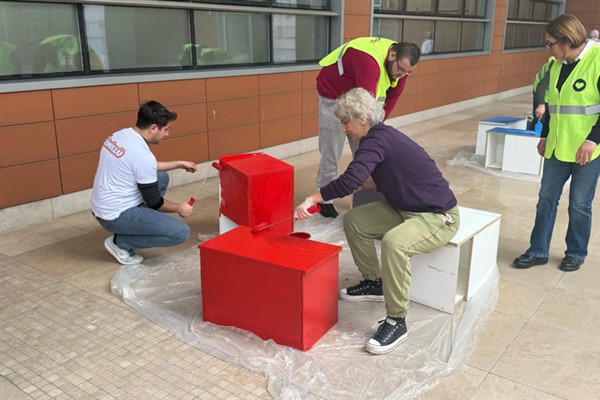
top-left (294, 197), bottom-right (316, 220)
top-left (576, 141), bottom-right (597, 165)
top-left (181, 161), bottom-right (197, 173)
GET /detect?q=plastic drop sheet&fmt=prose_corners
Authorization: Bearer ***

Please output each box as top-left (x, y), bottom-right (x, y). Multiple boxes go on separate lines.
top-left (111, 214), bottom-right (499, 400)
top-left (447, 146), bottom-right (542, 183)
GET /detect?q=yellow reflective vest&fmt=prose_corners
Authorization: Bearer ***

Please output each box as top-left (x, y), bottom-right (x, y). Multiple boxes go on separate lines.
top-left (545, 43), bottom-right (600, 162)
top-left (319, 37), bottom-right (397, 104)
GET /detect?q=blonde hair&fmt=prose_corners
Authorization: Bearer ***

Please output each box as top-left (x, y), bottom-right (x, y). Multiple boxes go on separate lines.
top-left (546, 14), bottom-right (588, 48)
top-left (333, 88), bottom-right (385, 128)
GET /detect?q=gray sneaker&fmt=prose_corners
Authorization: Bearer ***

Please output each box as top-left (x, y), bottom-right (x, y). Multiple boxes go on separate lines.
top-left (104, 235), bottom-right (143, 265)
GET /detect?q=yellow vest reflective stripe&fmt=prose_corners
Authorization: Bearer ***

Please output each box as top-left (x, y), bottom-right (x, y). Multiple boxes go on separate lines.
top-left (319, 37), bottom-right (397, 104)
top-left (545, 44), bottom-right (600, 162)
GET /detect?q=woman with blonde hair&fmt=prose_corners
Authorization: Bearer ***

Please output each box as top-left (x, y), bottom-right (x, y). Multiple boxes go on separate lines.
top-left (513, 14), bottom-right (600, 272)
top-left (294, 87), bottom-right (459, 355)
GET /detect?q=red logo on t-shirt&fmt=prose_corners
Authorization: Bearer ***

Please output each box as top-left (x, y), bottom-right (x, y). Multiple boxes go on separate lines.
top-left (103, 137), bottom-right (126, 158)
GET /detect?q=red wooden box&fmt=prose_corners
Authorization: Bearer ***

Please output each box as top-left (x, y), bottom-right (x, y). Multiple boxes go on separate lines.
top-left (199, 226), bottom-right (342, 350)
top-left (214, 153), bottom-right (294, 234)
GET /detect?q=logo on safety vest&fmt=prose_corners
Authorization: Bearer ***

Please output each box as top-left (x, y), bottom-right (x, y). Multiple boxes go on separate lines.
top-left (573, 79), bottom-right (586, 92)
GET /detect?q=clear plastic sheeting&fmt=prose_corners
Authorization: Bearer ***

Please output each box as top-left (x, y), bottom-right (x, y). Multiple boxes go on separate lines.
top-left (111, 214), bottom-right (499, 400)
top-left (447, 146), bottom-right (542, 182)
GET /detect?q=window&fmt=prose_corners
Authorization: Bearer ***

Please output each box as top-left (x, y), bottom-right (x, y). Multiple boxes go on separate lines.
top-left (373, 0), bottom-right (489, 55)
top-left (504, 0), bottom-right (563, 50)
top-left (0, 0), bottom-right (333, 80)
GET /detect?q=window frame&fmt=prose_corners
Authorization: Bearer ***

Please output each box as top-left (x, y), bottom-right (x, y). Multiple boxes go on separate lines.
top-left (503, 0), bottom-right (565, 52)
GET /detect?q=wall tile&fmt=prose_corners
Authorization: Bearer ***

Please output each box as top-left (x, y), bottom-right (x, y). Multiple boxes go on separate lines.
top-left (302, 89), bottom-right (318, 115)
top-left (344, 15), bottom-right (370, 39)
top-left (206, 76), bottom-right (259, 102)
top-left (208, 124), bottom-right (260, 160)
top-left (260, 92), bottom-right (302, 122)
top-left (301, 113), bottom-right (319, 138)
top-left (169, 103), bottom-right (208, 137)
top-left (151, 134), bottom-right (209, 165)
top-left (0, 91), bottom-right (53, 126)
top-left (59, 153), bottom-right (98, 194)
top-left (0, 160), bottom-right (61, 208)
top-left (345, 0), bottom-right (371, 15)
top-left (55, 112), bottom-right (135, 158)
top-left (207, 97), bottom-right (259, 131)
top-left (302, 70), bottom-right (319, 91)
top-left (138, 79), bottom-right (206, 105)
top-left (260, 116), bottom-right (302, 148)
top-left (1, 122), bottom-right (57, 167)
top-left (52, 84), bottom-right (139, 120)
top-left (259, 72), bottom-right (302, 95)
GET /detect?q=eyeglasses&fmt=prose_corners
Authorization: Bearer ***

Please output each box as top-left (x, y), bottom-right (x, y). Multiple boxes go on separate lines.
top-left (545, 40), bottom-right (559, 49)
top-left (396, 58), bottom-right (412, 76)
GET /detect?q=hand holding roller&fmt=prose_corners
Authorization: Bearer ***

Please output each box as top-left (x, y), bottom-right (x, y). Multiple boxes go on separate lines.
top-left (252, 204), bottom-right (320, 233)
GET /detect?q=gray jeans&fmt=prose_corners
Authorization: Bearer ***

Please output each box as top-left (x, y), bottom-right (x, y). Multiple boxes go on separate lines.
top-left (316, 95), bottom-right (359, 203)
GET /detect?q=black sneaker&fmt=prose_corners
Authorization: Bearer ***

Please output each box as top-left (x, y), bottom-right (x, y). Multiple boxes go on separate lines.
top-left (365, 317), bottom-right (408, 355)
top-left (318, 203), bottom-right (339, 218)
top-left (339, 279), bottom-right (384, 302)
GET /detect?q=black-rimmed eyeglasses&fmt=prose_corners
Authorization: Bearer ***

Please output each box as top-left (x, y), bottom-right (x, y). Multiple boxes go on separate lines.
top-left (545, 40), bottom-right (559, 49)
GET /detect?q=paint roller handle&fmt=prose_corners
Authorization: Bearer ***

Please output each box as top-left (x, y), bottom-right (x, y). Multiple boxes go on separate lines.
top-left (188, 197), bottom-right (196, 206)
top-left (307, 204), bottom-right (321, 214)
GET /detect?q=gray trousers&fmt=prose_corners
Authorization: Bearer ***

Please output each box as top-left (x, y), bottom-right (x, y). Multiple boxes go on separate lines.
top-left (343, 201), bottom-right (460, 318)
top-left (316, 95), bottom-right (359, 203)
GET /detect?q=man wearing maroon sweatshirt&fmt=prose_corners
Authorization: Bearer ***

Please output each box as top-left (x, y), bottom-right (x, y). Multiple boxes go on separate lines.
top-left (315, 37), bottom-right (421, 218)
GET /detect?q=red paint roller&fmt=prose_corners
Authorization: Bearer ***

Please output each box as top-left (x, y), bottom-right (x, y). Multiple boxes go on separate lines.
top-left (251, 204), bottom-right (321, 233)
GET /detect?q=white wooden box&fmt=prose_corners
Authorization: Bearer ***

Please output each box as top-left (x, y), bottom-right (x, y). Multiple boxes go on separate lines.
top-left (409, 207), bottom-right (501, 314)
top-left (485, 128), bottom-right (544, 176)
top-left (476, 116), bottom-right (526, 155)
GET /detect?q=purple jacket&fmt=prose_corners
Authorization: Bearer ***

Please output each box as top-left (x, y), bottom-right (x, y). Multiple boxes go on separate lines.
top-left (320, 123), bottom-right (457, 213)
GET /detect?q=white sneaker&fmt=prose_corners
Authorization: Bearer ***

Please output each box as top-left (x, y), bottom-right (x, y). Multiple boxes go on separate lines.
top-left (104, 235), bottom-right (143, 265)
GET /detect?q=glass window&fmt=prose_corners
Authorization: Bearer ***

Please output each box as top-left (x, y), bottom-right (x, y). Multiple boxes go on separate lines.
top-left (406, 0), bottom-right (434, 13)
top-left (434, 21), bottom-right (461, 52)
top-left (438, 0), bottom-right (463, 15)
top-left (374, 19), bottom-right (404, 43)
top-left (193, 11), bottom-right (269, 66)
top-left (460, 22), bottom-right (484, 51)
top-left (0, 1), bottom-right (80, 76)
top-left (272, 14), bottom-right (328, 62)
top-left (504, 0), bottom-right (564, 50)
top-left (403, 20), bottom-right (435, 54)
top-left (84, 5), bottom-right (188, 71)
top-left (375, 0), bottom-right (404, 13)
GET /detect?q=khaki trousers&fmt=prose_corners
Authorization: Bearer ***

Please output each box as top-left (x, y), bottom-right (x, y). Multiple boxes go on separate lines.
top-left (343, 200), bottom-right (460, 317)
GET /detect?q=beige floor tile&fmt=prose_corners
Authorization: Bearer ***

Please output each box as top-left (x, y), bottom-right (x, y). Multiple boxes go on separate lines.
top-left (416, 365), bottom-right (488, 400)
top-left (471, 373), bottom-right (566, 400)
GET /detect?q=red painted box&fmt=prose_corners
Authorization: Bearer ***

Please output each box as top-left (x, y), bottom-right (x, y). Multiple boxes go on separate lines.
top-left (199, 226), bottom-right (342, 351)
top-left (214, 153), bottom-right (294, 234)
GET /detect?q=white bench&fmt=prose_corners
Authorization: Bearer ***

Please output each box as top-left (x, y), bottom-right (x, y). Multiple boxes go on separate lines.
top-left (485, 127), bottom-right (544, 176)
top-left (476, 116), bottom-right (527, 155)
top-left (409, 206), bottom-right (501, 314)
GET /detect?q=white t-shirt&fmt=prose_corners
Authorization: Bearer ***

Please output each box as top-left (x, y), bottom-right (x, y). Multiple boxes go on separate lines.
top-left (91, 127), bottom-right (157, 220)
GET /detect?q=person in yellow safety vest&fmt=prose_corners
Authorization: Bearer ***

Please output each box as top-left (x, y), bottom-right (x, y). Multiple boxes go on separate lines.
top-left (0, 40), bottom-right (21, 76)
top-left (315, 37), bottom-right (421, 218)
top-left (179, 44), bottom-right (230, 66)
top-left (513, 14), bottom-right (600, 273)
top-left (529, 56), bottom-right (555, 130)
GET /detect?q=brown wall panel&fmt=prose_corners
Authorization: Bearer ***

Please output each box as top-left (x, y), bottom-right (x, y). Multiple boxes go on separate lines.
top-left (59, 153), bottom-right (98, 194)
top-left (302, 89), bottom-right (318, 115)
top-left (344, 0), bottom-right (371, 15)
top-left (301, 113), bottom-right (318, 138)
top-left (52, 84), bottom-right (139, 120)
top-left (0, 160), bottom-right (61, 208)
top-left (151, 134), bottom-right (209, 165)
top-left (206, 75), bottom-right (259, 102)
top-left (344, 15), bottom-right (370, 41)
top-left (1, 122), bottom-right (58, 167)
top-left (260, 92), bottom-right (302, 122)
top-left (207, 97), bottom-right (259, 131)
top-left (302, 70), bottom-right (319, 91)
top-left (391, 94), bottom-right (417, 118)
top-left (169, 103), bottom-right (208, 137)
top-left (55, 112), bottom-right (135, 158)
top-left (208, 124), bottom-right (260, 160)
top-left (259, 72), bottom-right (302, 95)
top-left (138, 79), bottom-right (206, 106)
top-left (0, 91), bottom-right (54, 126)
top-left (260, 116), bottom-right (302, 148)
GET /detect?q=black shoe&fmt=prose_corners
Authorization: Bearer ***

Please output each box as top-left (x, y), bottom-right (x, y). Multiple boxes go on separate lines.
top-left (560, 256), bottom-right (583, 272)
top-left (365, 317), bottom-right (408, 355)
top-left (513, 254), bottom-right (548, 269)
top-left (318, 203), bottom-right (339, 218)
top-left (339, 279), bottom-right (384, 302)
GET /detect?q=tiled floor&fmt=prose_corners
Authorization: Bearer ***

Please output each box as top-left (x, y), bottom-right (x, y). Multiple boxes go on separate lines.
top-left (1, 93), bottom-right (599, 399)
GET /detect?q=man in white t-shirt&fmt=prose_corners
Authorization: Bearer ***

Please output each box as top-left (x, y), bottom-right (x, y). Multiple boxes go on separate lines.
top-left (91, 101), bottom-right (197, 265)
